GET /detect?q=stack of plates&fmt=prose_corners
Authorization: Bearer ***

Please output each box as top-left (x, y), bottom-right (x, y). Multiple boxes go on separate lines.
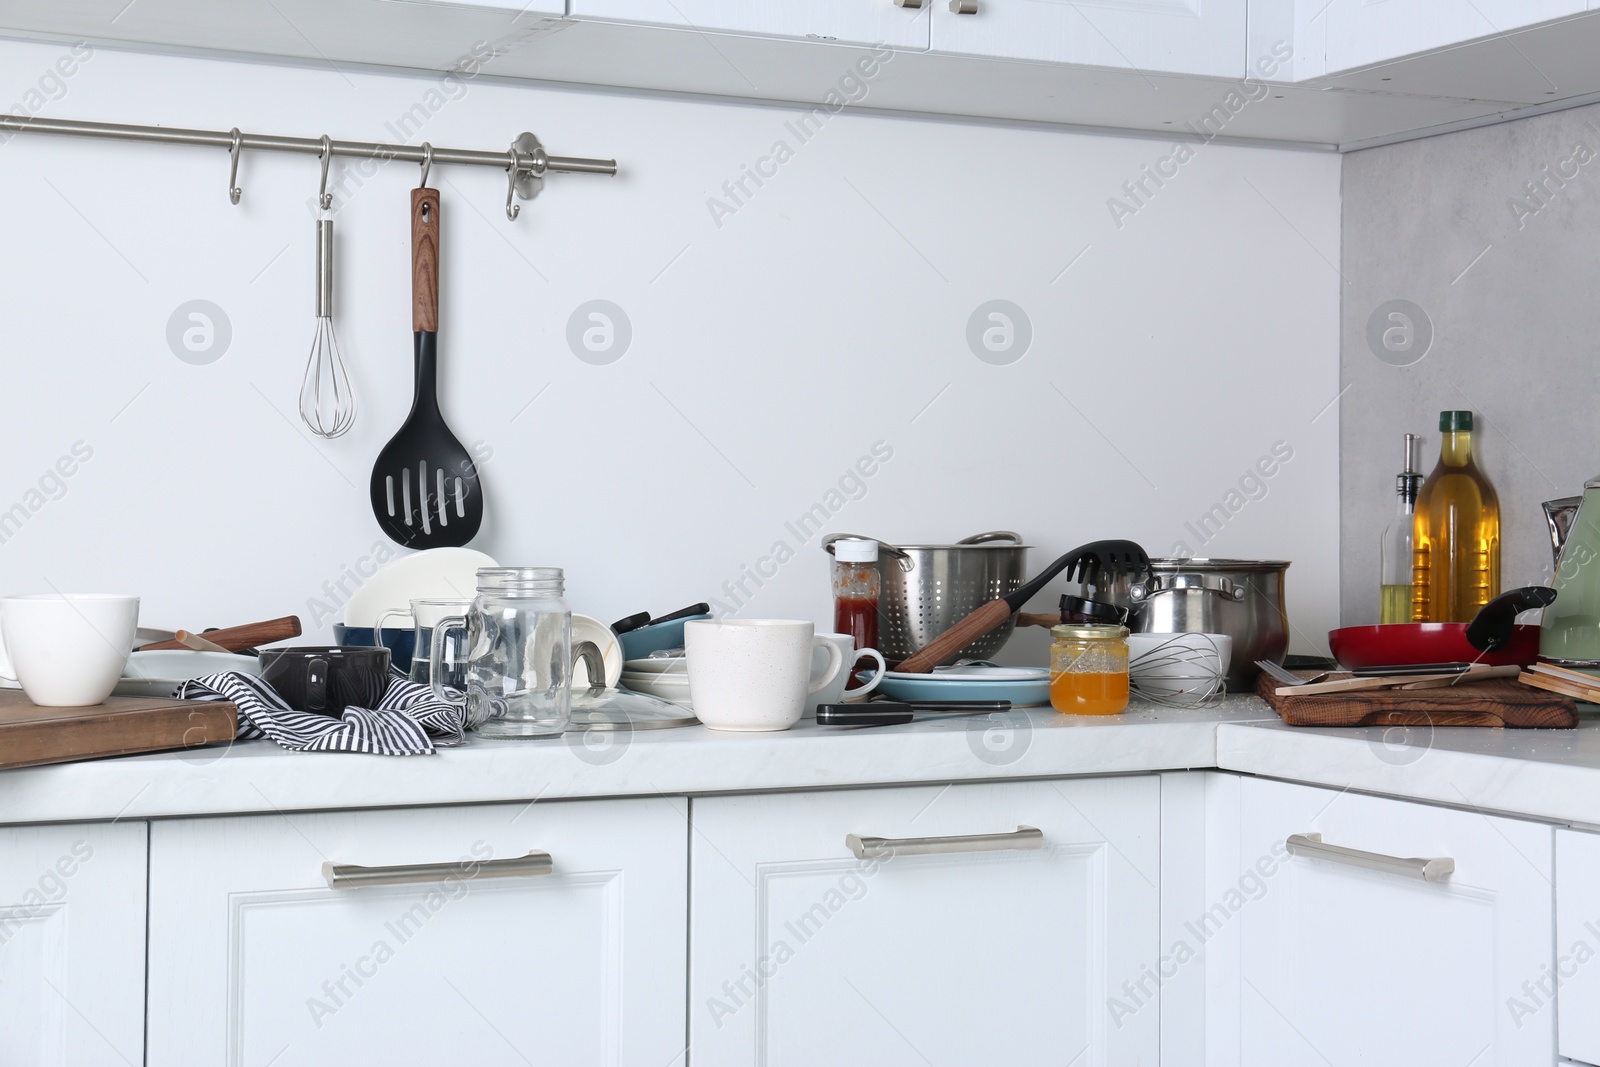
top-left (619, 656), bottom-right (691, 709)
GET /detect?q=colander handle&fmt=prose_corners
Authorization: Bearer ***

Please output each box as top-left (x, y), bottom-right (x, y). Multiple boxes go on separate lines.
top-left (956, 531), bottom-right (1022, 546)
top-left (821, 533), bottom-right (913, 571)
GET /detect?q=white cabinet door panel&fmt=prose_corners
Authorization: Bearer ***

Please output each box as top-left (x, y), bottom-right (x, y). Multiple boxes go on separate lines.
top-left (0, 822), bottom-right (146, 1067)
top-left (1558, 829), bottom-right (1600, 1065)
top-left (690, 777), bottom-right (1160, 1066)
top-left (1240, 778), bottom-right (1554, 1066)
top-left (932, 0), bottom-right (1248, 78)
top-left (569, 0), bottom-right (930, 49)
top-left (148, 798), bottom-right (686, 1067)
top-left (1323, 0), bottom-right (1585, 73)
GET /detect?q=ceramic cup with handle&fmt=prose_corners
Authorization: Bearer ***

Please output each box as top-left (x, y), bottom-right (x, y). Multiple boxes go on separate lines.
top-left (0, 594), bottom-right (141, 707)
top-left (685, 619), bottom-right (844, 732)
top-left (804, 633), bottom-right (887, 716)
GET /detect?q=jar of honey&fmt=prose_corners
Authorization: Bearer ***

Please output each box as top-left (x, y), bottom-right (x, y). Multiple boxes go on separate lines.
top-left (1049, 623), bottom-right (1130, 715)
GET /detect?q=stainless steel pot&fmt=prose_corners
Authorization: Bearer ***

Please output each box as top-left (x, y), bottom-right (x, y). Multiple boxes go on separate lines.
top-left (822, 532), bottom-right (1029, 665)
top-left (1099, 558), bottom-right (1290, 691)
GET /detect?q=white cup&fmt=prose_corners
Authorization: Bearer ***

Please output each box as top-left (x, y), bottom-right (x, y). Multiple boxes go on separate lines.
top-left (0, 594), bottom-right (141, 706)
top-left (685, 619), bottom-right (844, 732)
top-left (804, 633), bottom-right (887, 716)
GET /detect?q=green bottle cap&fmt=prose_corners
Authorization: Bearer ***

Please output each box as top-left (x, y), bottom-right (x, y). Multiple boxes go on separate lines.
top-left (1439, 410), bottom-right (1473, 431)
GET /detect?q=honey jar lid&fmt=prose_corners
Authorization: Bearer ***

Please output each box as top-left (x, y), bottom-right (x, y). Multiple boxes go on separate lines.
top-left (1051, 623), bottom-right (1129, 641)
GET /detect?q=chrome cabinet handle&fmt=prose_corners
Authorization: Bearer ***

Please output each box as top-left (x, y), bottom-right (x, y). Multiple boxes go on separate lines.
top-left (323, 850), bottom-right (553, 889)
top-left (847, 825), bottom-right (1042, 859)
top-left (893, 0), bottom-right (925, 7)
top-left (949, 0), bottom-right (979, 11)
top-left (1286, 833), bottom-right (1454, 883)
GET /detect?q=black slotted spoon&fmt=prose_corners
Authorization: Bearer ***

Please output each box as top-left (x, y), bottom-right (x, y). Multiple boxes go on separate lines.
top-left (368, 185), bottom-right (483, 548)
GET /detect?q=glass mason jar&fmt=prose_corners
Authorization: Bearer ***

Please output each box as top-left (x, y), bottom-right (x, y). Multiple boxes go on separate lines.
top-left (431, 567), bottom-right (571, 738)
top-left (1049, 623), bottom-right (1130, 716)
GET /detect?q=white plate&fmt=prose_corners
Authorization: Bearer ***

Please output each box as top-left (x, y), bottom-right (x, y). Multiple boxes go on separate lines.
top-left (622, 656), bottom-right (688, 676)
top-left (572, 614), bottom-right (623, 689)
top-left (115, 649), bottom-right (260, 698)
top-left (341, 548), bottom-right (498, 628)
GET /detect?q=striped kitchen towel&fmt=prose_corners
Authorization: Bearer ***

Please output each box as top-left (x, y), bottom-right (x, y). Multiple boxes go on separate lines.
top-left (176, 672), bottom-right (467, 755)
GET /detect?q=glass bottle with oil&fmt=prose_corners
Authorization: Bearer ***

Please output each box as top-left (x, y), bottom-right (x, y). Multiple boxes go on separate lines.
top-left (1379, 433), bottom-right (1421, 623)
top-left (1411, 410), bottom-right (1501, 622)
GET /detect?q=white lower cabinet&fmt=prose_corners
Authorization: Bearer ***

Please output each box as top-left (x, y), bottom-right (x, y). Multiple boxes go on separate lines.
top-left (1238, 778), bottom-right (1555, 1065)
top-left (1557, 829), bottom-right (1600, 1065)
top-left (688, 777), bottom-right (1161, 1066)
top-left (146, 798), bottom-right (688, 1067)
top-left (0, 821), bottom-right (146, 1067)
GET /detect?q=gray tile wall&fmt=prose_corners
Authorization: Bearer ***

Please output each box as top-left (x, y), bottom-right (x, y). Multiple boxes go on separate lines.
top-left (1340, 101), bottom-right (1600, 626)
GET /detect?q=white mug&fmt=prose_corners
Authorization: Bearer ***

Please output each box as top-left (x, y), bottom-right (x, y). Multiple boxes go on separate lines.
top-left (805, 633), bottom-right (887, 716)
top-left (685, 619), bottom-right (844, 732)
top-left (0, 594), bottom-right (141, 706)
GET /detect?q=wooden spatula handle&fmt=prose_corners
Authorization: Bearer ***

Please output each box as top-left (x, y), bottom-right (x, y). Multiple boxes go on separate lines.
top-left (412, 186), bottom-right (440, 333)
top-left (896, 599), bottom-right (1014, 674)
top-left (139, 616), bottom-right (302, 652)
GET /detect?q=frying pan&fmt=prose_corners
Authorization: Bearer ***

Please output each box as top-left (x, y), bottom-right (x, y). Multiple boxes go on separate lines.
top-left (1328, 587), bottom-right (1555, 669)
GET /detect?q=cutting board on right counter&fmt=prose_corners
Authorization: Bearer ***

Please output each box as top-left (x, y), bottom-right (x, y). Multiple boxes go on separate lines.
top-left (1255, 670), bottom-right (1578, 728)
top-left (0, 690), bottom-right (237, 769)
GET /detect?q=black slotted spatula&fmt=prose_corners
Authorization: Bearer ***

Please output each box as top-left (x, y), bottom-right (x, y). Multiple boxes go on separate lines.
top-left (368, 186), bottom-right (483, 548)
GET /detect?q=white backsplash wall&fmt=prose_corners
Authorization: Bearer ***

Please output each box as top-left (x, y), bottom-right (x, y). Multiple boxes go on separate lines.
top-left (0, 37), bottom-right (1342, 658)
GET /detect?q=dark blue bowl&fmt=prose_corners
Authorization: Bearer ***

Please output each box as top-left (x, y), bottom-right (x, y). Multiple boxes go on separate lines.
top-left (333, 624), bottom-right (415, 674)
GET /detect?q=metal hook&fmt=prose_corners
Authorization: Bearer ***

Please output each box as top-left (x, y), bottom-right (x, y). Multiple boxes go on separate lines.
top-left (504, 149), bottom-right (521, 221)
top-left (418, 142), bottom-right (432, 189)
top-left (227, 127), bottom-right (243, 205)
top-left (317, 134), bottom-right (332, 211)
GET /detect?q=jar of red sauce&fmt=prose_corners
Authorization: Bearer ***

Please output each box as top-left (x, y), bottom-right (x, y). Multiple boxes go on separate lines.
top-left (831, 539), bottom-right (880, 657)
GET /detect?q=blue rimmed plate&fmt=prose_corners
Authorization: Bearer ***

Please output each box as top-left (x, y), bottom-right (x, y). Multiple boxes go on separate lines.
top-left (865, 665), bottom-right (1051, 707)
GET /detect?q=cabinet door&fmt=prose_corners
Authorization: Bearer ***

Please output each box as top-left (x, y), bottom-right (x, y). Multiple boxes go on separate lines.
top-left (568, 0), bottom-right (930, 49)
top-left (0, 822), bottom-right (146, 1067)
top-left (1323, 0), bottom-right (1584, 73)
top-left (147, 798), bottom-right (686, 1067)
top-left (930, 0), bottom-right (1247, 78)
top-left (1239, 778), bottom-right (1554, 1065)
top-left (690, 777), bottom-right (1160, 1066)
top-left (1558, 829), bottom-right (1600, 1065)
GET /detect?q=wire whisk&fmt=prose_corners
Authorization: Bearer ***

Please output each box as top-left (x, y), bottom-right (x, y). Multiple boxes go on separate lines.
top-left (299, 218), bottom-right (356, 438)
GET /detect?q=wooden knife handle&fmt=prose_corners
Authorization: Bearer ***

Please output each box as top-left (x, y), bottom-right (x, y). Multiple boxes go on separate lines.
top-left (1017, 612), bottom-right (1062, 629)
top-left (140, 616), bottom-right (302, 652)
top-left (895, 599), bottom-right (1014, 675)
top-left (412, 186), bottom-right (440, 333)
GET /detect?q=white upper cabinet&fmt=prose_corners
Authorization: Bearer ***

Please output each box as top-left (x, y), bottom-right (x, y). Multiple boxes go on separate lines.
top-left (567, 0), bottom-right (932, 49)
top-left (1237, 778), bottom-right (1555, 1066)
top-left (0, 822), bottom-right (147, 1067)
top-left (146, 798), bottom-right (687, 1067)
top-left (930, 0), bottom-right (1249, 78)
top-left (689, 777), bottom-right (1161, 1067)
top-left (1321, 0), bottom-right (1586, 74)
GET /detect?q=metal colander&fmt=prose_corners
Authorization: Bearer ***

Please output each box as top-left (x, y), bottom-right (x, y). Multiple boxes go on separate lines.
top-left (824, 532), bottom-right (1030, 665)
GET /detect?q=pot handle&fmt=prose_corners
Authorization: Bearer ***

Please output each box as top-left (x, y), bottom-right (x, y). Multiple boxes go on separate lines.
top-left (1131, 574), bottom-right (1247, 602)
top-left (956, 531), bottom-right (1023, 546)
top-left (821, 533), bottom-right (914, 571)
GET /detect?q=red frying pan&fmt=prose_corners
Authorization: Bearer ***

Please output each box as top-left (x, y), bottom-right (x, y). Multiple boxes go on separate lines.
top-left (1328, 587), bottom-right (1555, 670)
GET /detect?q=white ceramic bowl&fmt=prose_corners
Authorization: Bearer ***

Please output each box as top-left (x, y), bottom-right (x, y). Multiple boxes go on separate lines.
top-left (1128, 633), bottom-right (1232, 705)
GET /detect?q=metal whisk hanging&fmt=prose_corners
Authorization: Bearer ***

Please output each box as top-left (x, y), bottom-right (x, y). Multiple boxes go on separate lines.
top-left (299, 138), bottom-right (356, 439)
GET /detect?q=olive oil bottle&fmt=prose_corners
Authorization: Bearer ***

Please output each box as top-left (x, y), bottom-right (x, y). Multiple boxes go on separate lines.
top-left (1379, 433), bottom-right (1421, 623)
top-left (1412, 411), bottom-right (1501, 622)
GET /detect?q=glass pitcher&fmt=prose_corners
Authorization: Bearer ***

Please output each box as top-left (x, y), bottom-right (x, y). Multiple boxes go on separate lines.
top-left (431, 567), bottom-right (572, 738)
top-left (1543, 481), bottom-right (1600, 665)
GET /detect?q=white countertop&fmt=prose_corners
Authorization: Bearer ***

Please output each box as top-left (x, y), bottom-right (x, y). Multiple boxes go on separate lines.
top-left (8, 697), bottom-right (1600, 827)
top-left (0, 699), bottom-right (1274, 824)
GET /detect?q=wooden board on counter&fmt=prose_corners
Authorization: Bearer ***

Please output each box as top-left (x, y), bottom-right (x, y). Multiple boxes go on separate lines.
top-left (1255, 670), bottom-right (1578, 729)
top-left (0, 690), bottom-right (237, 769)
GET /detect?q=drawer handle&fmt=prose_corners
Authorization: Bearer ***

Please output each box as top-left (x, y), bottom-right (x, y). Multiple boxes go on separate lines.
top-left (1286, 833), bottom-right (1454, 883)
top-left (322, 850), bottom-right (553, 890)
top-left (846, 825), bottom-right (1042, 860)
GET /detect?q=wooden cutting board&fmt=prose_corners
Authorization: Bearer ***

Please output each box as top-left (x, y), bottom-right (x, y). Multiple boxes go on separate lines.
top-left (0, 690), bottom-right (238, 770)
top-left (1255, 670), bottom-right (1578, 728)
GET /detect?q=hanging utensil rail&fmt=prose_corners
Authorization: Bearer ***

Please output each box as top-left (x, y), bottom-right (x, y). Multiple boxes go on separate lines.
top-left (0, 114), bottom-right (616, 218)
